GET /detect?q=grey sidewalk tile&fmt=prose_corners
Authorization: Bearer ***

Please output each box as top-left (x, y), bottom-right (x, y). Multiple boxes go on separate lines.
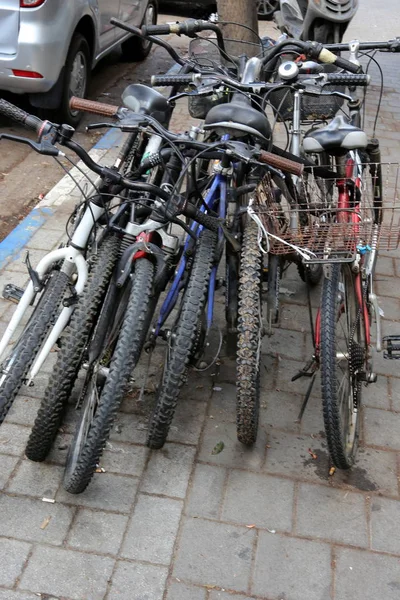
top-left (0, 537), bottom-right (31, 587)
top-left (362, 375), bottom-right (390, 410)
top-left (19, 372), bottom-right (50, 400)
top-left (252, 532), bottom-right (331, 600)
top-left (0, 453), bottom-right (19, 489)
top-left (186, 463), bottom-right (226, 519)
top-left (299, 389), bottom-right (326, 436)
top-left (262, 327), bottom-right (306, 361)
top-left (222, 470), bottom-right (294, 532)
top-left (0, 423), bottom-right (32, 456)
top-left (335, 547), bottom-right (400, 600)
top-left (173, 517), bottom-right (255, 593)
top-left (376, 276), bottom-right (400, 299)
top-left (8, 249), bottom-right (48, 273)
top-left (260, 389), bottom-right (303, 432)
top-left (0, 590), bottom-right (39, 600)
top-left (101, 442), bottom-right (148, 478)
top-left (108, 561), bottom-right (168, 600)
top-left (370, 496), bottom-right (400, 554)
top-left (0, 494), bottom-right (74, 545)
top-left (25, 228), bottom-right (64, 251)
top-left (121, 494), bottom-right (182, 565)
top-left (376, 257), bottom-right (395, 277)
top-left (46, 431), bottom-right (72, 465)
top-left (207, 383), bottom-right (236, 423)
top-left (4, 395), bottom-right (41, 426)
top-left (263, 431), bottom-right (330, 483)
top-left (56, 472), bottom-right (139, 513)
top-left (198, 421), bottom-right (267, 470)
top-left (166, 581), bottom-right (207, 600)
top-left (210, 593), bottom-right (255, 600)
top-left (168, 394), bottom-right (208, 446)
top-left (109, 412), bottom-right (148, 445)
top-left (371, 344), bottom-right (400, 377)
top-left (332, 447), bottom-right (399, 496)
top-left (389, 377), bottom-right (400, 411)
top-left (19, 545), bottom-right (114, 600)
top-left (280, 302), bottom-right (312, 332)
top-left (296, 484), bottom-right (368, 547)
top-left (140, 443), bottom-right (196, 499)
top-left (0, 270), bottom-right (29, 297)
top-left (259, 353), bottom-right (279, 391)
top-left (68, 508), bottom-right (128, 555)
top-left (7, 460), bottom-right (63, 499)
top-left (364, 407), bottom-right (400, 450)
top-left (275, 358), bottom-right (317, 397)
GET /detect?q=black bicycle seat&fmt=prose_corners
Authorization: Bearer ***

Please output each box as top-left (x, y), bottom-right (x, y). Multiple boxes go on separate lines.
top-left (303, 115), bottom-right (368, 156)
top-left (122, 84), bottom-right (171, 126)
top-left (204, 96), bottom-right (272, 141)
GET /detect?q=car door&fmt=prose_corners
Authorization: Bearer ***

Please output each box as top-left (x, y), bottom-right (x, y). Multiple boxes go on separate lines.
top-left (0, 0), bottom-right (20, 57)
top-left (117, 0), bottom-right (142, 40)
top-left (98, 0), bottom-right (121, 52)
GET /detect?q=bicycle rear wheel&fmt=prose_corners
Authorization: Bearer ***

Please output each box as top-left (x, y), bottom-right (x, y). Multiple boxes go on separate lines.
top-left (320, 263), bottom-right (366, 469)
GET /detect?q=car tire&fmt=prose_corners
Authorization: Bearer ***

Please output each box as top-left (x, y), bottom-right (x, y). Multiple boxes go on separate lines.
top-left (257, 0), bottom-right (279, 20)
top-left (56, 33), bottom-right (90, 127)
top-left (121, 1), bottom-right (157, 62)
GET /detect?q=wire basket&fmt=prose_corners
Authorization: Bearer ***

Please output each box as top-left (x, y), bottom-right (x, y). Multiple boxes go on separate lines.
top-left (252, 163), bottom-right (400, 263)
top-left (268, 64), bottom-right (345, 122)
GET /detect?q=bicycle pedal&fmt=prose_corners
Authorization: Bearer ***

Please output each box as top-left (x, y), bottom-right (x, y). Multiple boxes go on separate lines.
top-left (2, 284), bottom-right (24, 304)
top-left (383, 336), bottom-right (400, 360)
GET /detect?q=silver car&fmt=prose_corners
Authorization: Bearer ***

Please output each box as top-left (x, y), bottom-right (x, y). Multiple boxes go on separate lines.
top-left (0, 0), bottom-right (157, 125)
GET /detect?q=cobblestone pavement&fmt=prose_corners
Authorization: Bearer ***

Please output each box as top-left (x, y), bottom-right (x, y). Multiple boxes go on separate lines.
top-left (1, 12), bottom-right (400, 600)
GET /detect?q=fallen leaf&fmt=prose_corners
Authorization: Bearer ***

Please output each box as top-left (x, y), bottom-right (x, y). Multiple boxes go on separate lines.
top-left (266, 444), bottom-right (271, 448)
top-left (246, 524), bottom-right (256, 529)
top-left (329, 466), bottom-right (336, 477)
top-left (211, 441), bottom-right (224, 455)
top-left (308, 448), bottom-right (317, 460)
top-left (42, 497), bottom-right (55, 503)
top-left (40, 516), bottom-right (52, 530)
top-left (205, 585), bottom-right (217, 590)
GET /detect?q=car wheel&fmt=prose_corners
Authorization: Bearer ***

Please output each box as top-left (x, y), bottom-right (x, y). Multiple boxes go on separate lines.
top-left (57, 33), bottom-right (90, 127)
top-left (257, 0), bottom-right (279, 20)
top-left (121, 1), bottom-right (157, 61)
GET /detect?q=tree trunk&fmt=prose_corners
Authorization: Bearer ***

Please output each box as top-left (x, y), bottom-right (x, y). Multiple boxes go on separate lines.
top-left (217, 0), bottom-right (260, 59)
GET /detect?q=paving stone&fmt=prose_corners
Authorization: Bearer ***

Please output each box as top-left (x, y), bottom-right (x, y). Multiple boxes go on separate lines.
top-left (259, 352), bottom-right (279, 391)
top-left (262, 327), bottom-right (306, 361)
top-left (296, 483), bottom-right (368, 547)
top-left (0, 453), bottom-right (19, 489)
top-left (19, 545), bottom-right (114, 600)
top-left (168, 392), bottom-right (208, 445)
top-left (207, 383), bottom-right (236, 422)
top-left (370, 496), bottom-right (400, 554)
top-left (198, 421), bottom-right (267, 470)
top-left (222, 470), bottom-right (294, 532)
top-left (389, 376), bottom-right (400, 411)
top-left (19, 372), bottom-right (50, 400)
top-left (210, 593), bottom-right (255, 600)
top-left (108, 561), bottom-right (168, 600)
top-left (4, 395), bottom-right (41, 426)
top-left (186, 463), bottom-right (226, 519)
top-left (362, 375), bottom-right (391, 410)
top-left (376, 257), bottom-right (395, 277)
top-left (371, 342), bottom-right (400, 377)
top-left (0, 537), bottom-right (31, 587)
top-left (166, 582), bottom-right (207, 600)
top-left (275, 358), bottom-right (318, 397)
top-left (0, 270), bottom-right (29, 299)
top-left (101, 442), bottom-right (148, 477)
top-left (121, 494), bottom-right (182, 564)
top-left (332, 447), bottom-right (399, 496)
top-left (173, 517), bottom-right (255, 593)
top-left (335, 547), bottom-right (400, 600)
top-left (56, 472), bottom-right (139, 513)
top-left (252, 532), bottom-right (331, 600)
top-left (280, 302), bottom-right (312, 332)
top-left (25, 228), bottom-right (64, 251)
top-left (7, 459), bottom-right (63, 499)
top-left (8, 249), bottom-right (48, 273)
top-left (0, 423), bottom-right (31, 456)
top-left (376, 275), bottom-right (400, 298)
top-left (68, 508), bottom-right (128, 555)
top-left (264, 430), bottom-right (330, 483)
top-left (140, 443), bottom-right (196, 499)
top-left (46, 431), bottom-right (73, 465)
top-left (260, 389), bottom-right (303, 432)
top-left (299, 387), bottom-right (326, 436)
top-left (0, 591), bottom-right (38, 600)
top-left (0, 494), bottom-right (73, 544)
top-left (364, 407), bottom-right (400, 449)
top-left (109, 412), bottom-right (148, 445)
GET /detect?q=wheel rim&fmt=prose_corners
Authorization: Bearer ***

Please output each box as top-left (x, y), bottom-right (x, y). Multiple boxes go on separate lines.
top-left (257, 0), bottom-right (279, 17)
top-left (334, 266), bottom-right (363, 458)
top-left (69, 50), bottom-right (87, 116)
top-left (141, 4), bottom-right (156, 52)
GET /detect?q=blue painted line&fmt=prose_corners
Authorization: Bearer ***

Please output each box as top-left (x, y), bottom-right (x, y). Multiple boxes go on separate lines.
top-left (93, 126), bottom-right (124, 150)
top-left (0, 207), bottom-right (54, 270)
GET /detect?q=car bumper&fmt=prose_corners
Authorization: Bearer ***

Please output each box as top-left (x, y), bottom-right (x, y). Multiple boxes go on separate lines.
top-left (0, 22), bottom-right (66, 95)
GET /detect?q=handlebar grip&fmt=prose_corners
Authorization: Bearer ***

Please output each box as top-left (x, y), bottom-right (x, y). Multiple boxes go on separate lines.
top-left (151, 74), bottom-right (199, 86)
top-left (258, 151), bottom-right (304, 177)
top-left (142, 23), bottom-right (172, 35)
top-left (182, 204), bottom-right (220, 232)
top-left (69, 97), bottom-right (120, 117)
top-left (317, 48), bottom-right (361, 73)
top-left (0, 99), bottom-right (43, 134)
top-left (326, 73), bottom-right (371, 86)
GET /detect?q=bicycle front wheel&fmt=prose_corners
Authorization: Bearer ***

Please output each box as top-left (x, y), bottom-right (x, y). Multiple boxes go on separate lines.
top-left (320, 263), bottom-right (367, 469)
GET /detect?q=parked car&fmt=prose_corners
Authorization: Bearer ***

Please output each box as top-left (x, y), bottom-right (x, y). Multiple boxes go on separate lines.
top-left (158, 0), bottom-right (278, 20)
top-left (0, 0), bottom-right (157, 125)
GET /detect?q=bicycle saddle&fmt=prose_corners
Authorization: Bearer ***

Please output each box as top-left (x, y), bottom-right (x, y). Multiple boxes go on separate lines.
top-left (204, 95), bottom-right (272, 142)
top-left (303, 115), bottom-right (368, 156)
top-left (122, 84), bottom-right (171, 126)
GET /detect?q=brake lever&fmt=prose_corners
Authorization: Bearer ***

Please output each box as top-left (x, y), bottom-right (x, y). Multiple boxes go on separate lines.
top-left (0, 133), bottom-right (60, 156)
top-left (224, 141), bottom-right (285, 179)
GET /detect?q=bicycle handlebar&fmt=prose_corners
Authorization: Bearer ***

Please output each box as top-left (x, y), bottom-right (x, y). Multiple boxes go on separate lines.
top-left (69, 97), bottom-right (120, 117)
top-left (0, 99), bottom-right (48, 136)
